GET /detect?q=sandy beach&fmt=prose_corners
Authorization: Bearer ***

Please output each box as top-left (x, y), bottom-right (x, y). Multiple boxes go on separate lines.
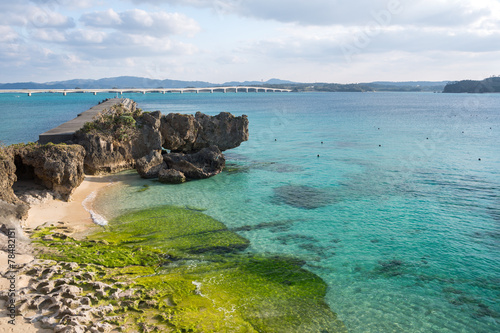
top-left (0, 175), bottom-right (116, 333)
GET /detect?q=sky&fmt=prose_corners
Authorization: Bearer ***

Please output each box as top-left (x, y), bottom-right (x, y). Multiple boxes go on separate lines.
top-left (1, 0), bottom-right (499, 84)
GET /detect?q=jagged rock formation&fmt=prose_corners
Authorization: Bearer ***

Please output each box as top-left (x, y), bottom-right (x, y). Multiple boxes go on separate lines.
top-left (0, 149), bottom-right (29, 219)
top-left (164, 146), bottom-right (225, 180)
top-left (135, 150), bottom-right (165, 179)
top-left (73, 101), bottom-right (151, 175)
top-left (72, 100), bottom-right (248, 182)
top-left (0, 149), bottom-right (22, 205)
top-left (161, 112), bottom-right (249, 152)
top-left (12, 144), bottom-right (86, 201)
top-left (0, 144), bottom-right (85, 220)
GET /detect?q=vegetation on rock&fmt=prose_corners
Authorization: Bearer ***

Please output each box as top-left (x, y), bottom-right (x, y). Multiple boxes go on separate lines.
top-left (80, 104), bottom-right (143, 142)
top-left (443, 76), bottom-right (500, 93)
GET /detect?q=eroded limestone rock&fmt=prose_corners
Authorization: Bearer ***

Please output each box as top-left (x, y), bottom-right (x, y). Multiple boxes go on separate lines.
top-left (164, 146), bottom-right (225, 179)
top-left (161, 112), bottom-right (248, 152)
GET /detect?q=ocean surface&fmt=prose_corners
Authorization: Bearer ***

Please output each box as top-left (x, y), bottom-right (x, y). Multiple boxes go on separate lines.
top-left (2, 91), bottom-right (499, 332)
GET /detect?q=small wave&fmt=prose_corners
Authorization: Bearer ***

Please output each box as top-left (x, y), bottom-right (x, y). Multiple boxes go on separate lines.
top-left (89, 210), bottom-right (108, 226)
top-left (82, 184), bottom-right (112, 226)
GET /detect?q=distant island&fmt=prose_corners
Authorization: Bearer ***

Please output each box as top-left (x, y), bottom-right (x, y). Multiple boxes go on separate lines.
top-left (0, 76), bottom-right (448, 93)
top-left (443, 76), bottom-right (500, 93)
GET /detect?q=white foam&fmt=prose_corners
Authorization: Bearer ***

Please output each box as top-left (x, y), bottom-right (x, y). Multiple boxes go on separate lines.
top-left (82, 186), bottom-right (111, 226)
top-left (192, 281), bottom-right (204, 296)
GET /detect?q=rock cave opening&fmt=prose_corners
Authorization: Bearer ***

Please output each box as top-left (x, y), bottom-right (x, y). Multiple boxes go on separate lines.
top-left (12, 154), bottom-right (46, 196)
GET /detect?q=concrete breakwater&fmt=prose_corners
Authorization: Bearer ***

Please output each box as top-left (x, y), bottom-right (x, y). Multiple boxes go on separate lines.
top-left (38, 98), bottom-right (134, 144)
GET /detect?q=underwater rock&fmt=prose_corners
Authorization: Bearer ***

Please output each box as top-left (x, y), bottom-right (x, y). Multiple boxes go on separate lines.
top-left (164, 145), bottom-right (225, 179)
top-left (158, 168), bottom-right (186, 184)
top-left (273, 185), bottom-right (336, 209)
top-left (376, 259), bottom-right (406, 277)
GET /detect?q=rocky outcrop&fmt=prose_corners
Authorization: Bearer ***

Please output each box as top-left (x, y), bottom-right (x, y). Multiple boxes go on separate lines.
top-left (0, 144), bottom-right (84, 220)
top-left (1, 143), bottom-right (84, 203)
top-left (73, 106), bottom-right (167, 175)
top-left (12, 144), bottom-right (86, 201)
top-left (74, 133), bottom-right (136, 175)
top-left (164, 146), bottom-right (225, 180)
top-left (0, 150), bottom-right (21, 205)
top-left (161, 112), bottom-right (248, 152)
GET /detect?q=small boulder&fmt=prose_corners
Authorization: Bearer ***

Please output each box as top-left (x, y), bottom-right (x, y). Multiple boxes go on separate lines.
top-left (135, 150), bottom-right (165, 179)
top-left (163, 146), bottom-right (225, 180)
top-left (158, 169), bottom-right (186, 184)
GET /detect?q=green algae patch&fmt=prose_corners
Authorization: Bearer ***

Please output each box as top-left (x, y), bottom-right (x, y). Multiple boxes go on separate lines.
top-left (30, 206), bottom-right (346, 332)
top-left (89, 206), bottom-right (250, 257)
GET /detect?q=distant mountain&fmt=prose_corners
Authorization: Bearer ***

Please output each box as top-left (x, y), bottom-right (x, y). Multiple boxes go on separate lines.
top-left (369, 81), bottom-right (449, 87)
top-left (443, 77), bottom-right (500, 93)
top-left (0, 76), bottom-right (297, 90)
top-left (223, 78), bottom-right (296, 86)
top-left (0, 76), bottom-right (450, 92)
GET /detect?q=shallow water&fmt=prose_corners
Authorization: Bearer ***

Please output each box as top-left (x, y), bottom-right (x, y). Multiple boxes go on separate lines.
top-left (3, 91), bottom-right (500, 332)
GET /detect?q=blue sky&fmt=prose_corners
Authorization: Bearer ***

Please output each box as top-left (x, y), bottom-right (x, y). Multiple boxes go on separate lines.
top-left (1, 0), bottom-right (499, 83)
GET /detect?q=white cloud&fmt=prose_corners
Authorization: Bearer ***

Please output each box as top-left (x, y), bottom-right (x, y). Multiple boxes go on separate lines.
top-left (0, 2), bottom-right (75, 29)
top-left (80, 8), bottom-right (123, 27)
top-left (0, 26), bottom-right (19, 43)
top-left (80, 8), bottom-right (200, 37)
top-left (129, 0), bottom-right (497, 27)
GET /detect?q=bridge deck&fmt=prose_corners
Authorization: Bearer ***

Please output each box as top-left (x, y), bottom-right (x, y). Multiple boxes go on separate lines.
top-left (38, 98), bottom-right (131, 144)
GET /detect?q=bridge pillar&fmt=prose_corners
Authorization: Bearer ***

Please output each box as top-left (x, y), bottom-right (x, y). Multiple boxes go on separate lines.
top-left (63, 92), bottom-right (67, 96)
top-left (196, 90), bottom-right (199, 93)
top-left (162, 91), bottom-right (165, 94)
top-left (93, 92), bottom-right (97, 95)
top-left (142, 91), bottom-right (146, 94)
top-left (27, 92), bottom-right (31, 96)
top-left (180, 91), bottom-right (183, 94)
top-left (246, 88), bottom-right (249, 93)
top-left (210, 89), bottom-right (213, 93)
top-left (223, 89), bottom-right (226, 93)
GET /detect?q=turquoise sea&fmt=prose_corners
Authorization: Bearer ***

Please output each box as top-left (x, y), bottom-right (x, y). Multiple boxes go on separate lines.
top-left (1, 91), bottom-right (499, 332)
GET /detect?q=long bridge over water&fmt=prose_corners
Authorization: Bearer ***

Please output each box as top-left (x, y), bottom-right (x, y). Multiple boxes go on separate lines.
top-left (1, 86), bottom-right (292, 96)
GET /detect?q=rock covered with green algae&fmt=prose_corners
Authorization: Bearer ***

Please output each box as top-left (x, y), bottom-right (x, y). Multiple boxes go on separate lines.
top-left (26, 206), bottom-right (346, 332)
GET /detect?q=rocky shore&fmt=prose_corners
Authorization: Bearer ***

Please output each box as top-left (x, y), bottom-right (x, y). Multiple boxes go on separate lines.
top-left (0, 99), bottom-right (346, 332)
top-left (0, 99), bottom-right (248, 222)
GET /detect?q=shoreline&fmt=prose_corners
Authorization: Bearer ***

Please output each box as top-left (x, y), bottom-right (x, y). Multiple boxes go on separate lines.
top-left (0, 175), bottom-right (116, 333)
